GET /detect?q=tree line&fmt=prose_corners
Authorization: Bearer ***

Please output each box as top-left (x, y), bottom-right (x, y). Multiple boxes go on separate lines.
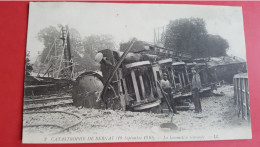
top-left (32, 18), bottom-right (229, 74)
top-left (164, 18), bottom-right (229, 58)
top-left (35, 25), bottom-right (115, 73)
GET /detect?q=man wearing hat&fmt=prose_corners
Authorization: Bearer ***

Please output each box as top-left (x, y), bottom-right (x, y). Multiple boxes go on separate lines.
top-left (160, 73), bottom-right (178, 114)
top-left (191, 66), bottom-right (202, 113)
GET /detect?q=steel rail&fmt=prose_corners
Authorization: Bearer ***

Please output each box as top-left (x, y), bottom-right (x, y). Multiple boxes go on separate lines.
top-left (23, 102), bottom-right (73, 110)
top-left (24, 96), bottom-right (72, 103)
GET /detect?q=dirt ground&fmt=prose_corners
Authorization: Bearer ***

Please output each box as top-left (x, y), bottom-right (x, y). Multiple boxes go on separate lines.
top-left (23, 85), bottom-right (250, 135)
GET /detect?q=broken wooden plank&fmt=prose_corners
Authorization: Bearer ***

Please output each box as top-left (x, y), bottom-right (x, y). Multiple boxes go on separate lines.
top-left (130, 70), bottom-right (141, 103)
top-left (125, 61), bottom-right (150, 69)
top-left (24, 84), bottom-right (55, 88)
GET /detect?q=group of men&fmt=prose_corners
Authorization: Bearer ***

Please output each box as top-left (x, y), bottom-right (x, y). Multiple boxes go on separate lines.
top-left (160, 66), bottom-right (202, 114)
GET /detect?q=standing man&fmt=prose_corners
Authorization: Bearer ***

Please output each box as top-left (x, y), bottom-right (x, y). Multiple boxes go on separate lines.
top-left (191, 67), bottom-right (202, 113)
top-left (161, 73), bottom-right (171, 92)
top-left (161, 73), bottom-right (178, 114)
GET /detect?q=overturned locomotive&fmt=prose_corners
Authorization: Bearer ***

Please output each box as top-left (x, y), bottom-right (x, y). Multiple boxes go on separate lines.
top-left (72, 40), bottom-right (246, 112)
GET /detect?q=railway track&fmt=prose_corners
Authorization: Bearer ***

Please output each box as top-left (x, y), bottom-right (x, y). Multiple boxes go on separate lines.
top-left (23, 95), bottom-right (73, 110)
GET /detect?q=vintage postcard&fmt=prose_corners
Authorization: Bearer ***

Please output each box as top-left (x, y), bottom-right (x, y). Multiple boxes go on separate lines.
top-left (23, 2), bottom-right (251, 143)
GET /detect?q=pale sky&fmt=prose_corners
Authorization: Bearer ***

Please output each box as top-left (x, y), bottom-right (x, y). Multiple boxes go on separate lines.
top-left (27, 2), bottom-right (247, 62)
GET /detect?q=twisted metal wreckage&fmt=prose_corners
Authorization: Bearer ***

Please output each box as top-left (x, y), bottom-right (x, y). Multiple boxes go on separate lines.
top-left (72, 38), bottom-right (247, 112)
top-left (24, 26), bottom-right (247, 112)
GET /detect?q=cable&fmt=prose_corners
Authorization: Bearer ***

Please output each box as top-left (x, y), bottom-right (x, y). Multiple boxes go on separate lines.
top-left (23, 111), bottom-right (83, 134)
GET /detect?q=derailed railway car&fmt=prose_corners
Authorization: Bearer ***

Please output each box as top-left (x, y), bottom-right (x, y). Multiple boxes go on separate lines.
top-left (96, 48), bottom-right (164, 111)
top-left (72, 41), bottom-right (246, 112)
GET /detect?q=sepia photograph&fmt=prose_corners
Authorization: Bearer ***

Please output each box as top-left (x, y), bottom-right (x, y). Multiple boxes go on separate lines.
top-left (23, 2), bottom-right (251, 143)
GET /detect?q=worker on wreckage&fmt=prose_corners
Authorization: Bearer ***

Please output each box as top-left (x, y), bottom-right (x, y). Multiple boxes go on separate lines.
top-left (191, 66), bottom-right (202, 113)
top-left (160, 73), bottom-right (178, 114)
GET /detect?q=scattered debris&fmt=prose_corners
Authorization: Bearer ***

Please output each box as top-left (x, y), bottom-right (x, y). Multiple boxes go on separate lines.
top-left (23, 85), bottom-right (250, 135)
top-left (160, 122), bottom-right (178, 130)
top-left (213, 89), bottom-right (225, 96)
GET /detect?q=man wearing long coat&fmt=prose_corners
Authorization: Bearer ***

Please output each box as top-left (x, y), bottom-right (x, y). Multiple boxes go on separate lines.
top-left (191, 67), bottom-right (202, 113)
